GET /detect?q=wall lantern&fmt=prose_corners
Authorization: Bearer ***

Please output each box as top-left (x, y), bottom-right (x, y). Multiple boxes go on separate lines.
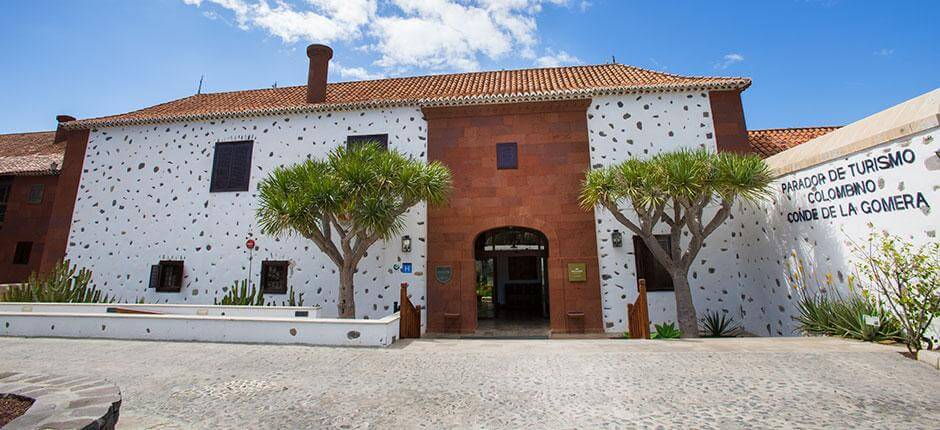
top-left (401, 235), bottom-right (412, 253)
top-left (611, 230), bottom-right (623, 248)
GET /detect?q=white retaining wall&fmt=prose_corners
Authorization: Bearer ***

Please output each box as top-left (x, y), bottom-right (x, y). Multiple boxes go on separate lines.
top-left (0, 304), bottom-right (399, 347)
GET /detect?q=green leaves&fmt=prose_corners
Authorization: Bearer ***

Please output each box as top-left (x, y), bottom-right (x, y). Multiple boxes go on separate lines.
top-left (651, 322), bottom-right (682, 339)
top-left (1, 260), bottom-right (111, 303)
top-left (256, 142), bottom-right (452, 241)
top-left (580, 149), bottom-right (773, 211)
top-left (699, 310), bottom-right (742, 337)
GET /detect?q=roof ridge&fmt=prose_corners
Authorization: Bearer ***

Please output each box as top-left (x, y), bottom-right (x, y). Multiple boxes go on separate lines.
top-left (749, 126), bottom-right (842, 132)
top-left (0, 130), bottom-right (55, 137)
top-left (194, 62), bottom-right (748, 97)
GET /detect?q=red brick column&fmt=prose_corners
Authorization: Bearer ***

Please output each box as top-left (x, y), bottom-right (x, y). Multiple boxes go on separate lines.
top-left (38, 128), bottom-right (89, 273)
top-left (424, 100), bottom-right (604, 334)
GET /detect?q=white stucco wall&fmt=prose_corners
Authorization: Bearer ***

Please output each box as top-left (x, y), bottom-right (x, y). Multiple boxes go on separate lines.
top-left (586, 91), bottom-right (745, 333)
top-left (66, 107), bottom-right (429, 322)
top-left (732, 127), bottom-right (939, 336)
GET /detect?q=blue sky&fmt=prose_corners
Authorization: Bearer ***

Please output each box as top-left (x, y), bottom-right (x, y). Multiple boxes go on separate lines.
top-left (1, 0), bottom-right (937, 134)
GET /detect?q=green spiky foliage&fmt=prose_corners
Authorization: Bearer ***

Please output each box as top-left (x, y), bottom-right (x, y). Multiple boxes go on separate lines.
top-left (1, 260), bottom-right (112, 303)
top-left (256, 142), bottom-right (452, 318)
top-left (699, 310), bottom-right (742, 337)
top-left (282, 285), bottom-right (305, 307)
top-left (651, 322), bottom-right (682, 339)
top-left (215, 279), bottom-right (265, 306)
top-left (581, 149), bottom-right (772, 337)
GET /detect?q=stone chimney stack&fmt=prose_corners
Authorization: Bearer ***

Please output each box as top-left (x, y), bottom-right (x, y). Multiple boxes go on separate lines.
top-left (54, 115), bottom-right (76, 143)
top-left (306, 44), bottom-right (333, 103)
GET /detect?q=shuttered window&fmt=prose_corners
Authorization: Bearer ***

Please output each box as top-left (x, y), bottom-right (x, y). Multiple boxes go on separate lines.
top-left (496, 142), bottom-right (518, 170)
top-left (346, 134), bottom-right (388, 151)
top-left (13, 241), bottom-right (32, 265)
top-left (633, 235), bottom-right (675, 292)
top-left (261, 260), bottom-right (290, 294)
top-left (210, 141), bottom-right (253, 192)
top-left (0, 177), bottom-right (11, 224)
top-left (155, 260), bottom-right (184, 292)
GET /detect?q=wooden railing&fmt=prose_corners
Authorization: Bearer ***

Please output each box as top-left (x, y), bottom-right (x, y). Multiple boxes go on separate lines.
top-left (399, 283), bottom-right (421, 339)
top-left (627, 278), bottom-right (650, 339)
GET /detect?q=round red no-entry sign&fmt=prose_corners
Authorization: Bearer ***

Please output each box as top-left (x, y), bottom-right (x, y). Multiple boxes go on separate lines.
top-left (245, 239), bottom-right (256, 249)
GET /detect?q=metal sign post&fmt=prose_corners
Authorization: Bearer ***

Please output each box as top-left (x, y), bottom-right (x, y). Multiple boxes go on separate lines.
top-left (246, 239), bottom-right (256, 286)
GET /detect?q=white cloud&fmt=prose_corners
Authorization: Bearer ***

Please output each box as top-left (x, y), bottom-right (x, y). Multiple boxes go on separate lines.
top-left (535, 49), bottom-right (581, 68)
top-left (714, 53), bottom-right (744, 70)
top-left (183, 0), bottom-right (569, 74)
top-left (873, 48), bottom-right (894, 57)
top-left (334, 63), bottom-right (386, 81)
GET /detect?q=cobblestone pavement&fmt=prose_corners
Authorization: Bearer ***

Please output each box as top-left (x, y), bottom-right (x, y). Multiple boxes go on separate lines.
top-left (2, 336), bottom-right (937, 429)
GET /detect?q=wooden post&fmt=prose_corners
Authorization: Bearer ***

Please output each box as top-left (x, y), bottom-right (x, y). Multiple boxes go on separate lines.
top-left (399, 282), bottom-right (421, 339)
top-left (628, 278), bottom-right (650, 339)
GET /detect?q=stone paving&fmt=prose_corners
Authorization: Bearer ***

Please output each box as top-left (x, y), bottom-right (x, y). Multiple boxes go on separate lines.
top-left (1, 336), bottom-right (938, 429)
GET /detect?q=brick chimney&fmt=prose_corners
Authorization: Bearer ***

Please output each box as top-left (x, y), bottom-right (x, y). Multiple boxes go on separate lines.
top-left (54, 114), bottom-right (76, 143)
top-left (306, 44), bottom-right (333, 103)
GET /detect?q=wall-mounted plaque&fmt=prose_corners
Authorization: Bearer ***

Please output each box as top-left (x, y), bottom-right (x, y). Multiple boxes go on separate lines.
top-left (435, 266), bottom-right (453, 284)
top-left (567, 263), bottom-right (587, 282)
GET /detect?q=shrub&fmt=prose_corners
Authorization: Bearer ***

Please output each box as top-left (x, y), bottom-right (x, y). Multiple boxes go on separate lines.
top-left (788, 251), bottom-right (903, 343)
top-left (699, 310), bottom-right (741, 337)
top-left (214, 280), bottom-right (306, 307)
top-left (651, 322), bottom-right (681, 339)
top-left (850, 230), bottom-right (940, 355)
top-left (215, 280), bottom-right (265, 306)
top-left (1, 260), bottom-right (112, 303)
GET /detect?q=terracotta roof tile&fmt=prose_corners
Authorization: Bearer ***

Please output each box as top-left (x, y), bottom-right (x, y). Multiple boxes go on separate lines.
top-left (0, 131), bottom-right (63, 175)
top-left (67, 63), bottom-right (750, 128)
top-left (747, 127), bottom-right (841, 157)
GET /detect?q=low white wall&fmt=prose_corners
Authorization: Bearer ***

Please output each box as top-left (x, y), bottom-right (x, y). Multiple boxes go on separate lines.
top-left (0, 307), bottom-right (400, 347)
top-left (0, 303), bottom-right (320, 318)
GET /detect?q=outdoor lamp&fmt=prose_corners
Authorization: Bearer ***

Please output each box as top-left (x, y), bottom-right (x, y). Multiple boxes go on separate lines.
top-left (611, 230), bottom-right (623, 248)
top-left (401, 235), bottom-right (412, 253)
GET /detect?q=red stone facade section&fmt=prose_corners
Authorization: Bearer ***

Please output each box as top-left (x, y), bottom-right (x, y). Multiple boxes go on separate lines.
top-left (38, 129), bottom-right (89, 274)
top-left (424, 100), bottom-right (604, 334)
top-left (0, 174), bottom-right (59, 283)
top-left (708, 90), bottom-right (752, 154)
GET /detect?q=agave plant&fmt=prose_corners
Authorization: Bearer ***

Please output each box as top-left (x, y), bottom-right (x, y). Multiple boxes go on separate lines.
top-left (1, 260), bottom-right (112, 303)
top-left (651, 322), bottom-right (682, 339)
top-left (699, 310), bottom-right (741, 337)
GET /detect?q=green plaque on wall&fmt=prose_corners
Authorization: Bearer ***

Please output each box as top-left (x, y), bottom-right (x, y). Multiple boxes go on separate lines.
top-left (435, 266), bottom-right (453, 284)
top-left (567, 263), bottom-right (586, 282)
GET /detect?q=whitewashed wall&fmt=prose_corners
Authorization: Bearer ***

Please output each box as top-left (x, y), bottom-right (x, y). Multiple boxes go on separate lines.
top-left (587, 91), bottom-right (746, 333)
top-left (732, 127), bottom-right (939, 336)
top-left (66, 107), bottom-right (429, 322)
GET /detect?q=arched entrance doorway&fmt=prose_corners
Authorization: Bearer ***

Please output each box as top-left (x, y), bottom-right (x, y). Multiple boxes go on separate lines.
top-left (473, 226), bottom-right (550, 337)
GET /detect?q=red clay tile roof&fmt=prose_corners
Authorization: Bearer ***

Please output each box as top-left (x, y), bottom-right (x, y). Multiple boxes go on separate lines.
top-left (66, 63), bottom-right (750, 128)
top-left (0, 131), bottom-right (63, 176)
top-left (747, 126), bottom-right (841, 157)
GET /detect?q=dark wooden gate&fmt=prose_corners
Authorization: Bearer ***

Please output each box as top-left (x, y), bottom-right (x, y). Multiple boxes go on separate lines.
top-left (627, 278), bottom-right (650, 339)
top-left (399, 283), bottom-right (421, 339)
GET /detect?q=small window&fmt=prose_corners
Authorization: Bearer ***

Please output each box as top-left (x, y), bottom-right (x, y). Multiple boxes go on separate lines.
top-left (261, 260), bottom-right (290, 294)
top-left (210, 141), bottom-right (254, 192)
top-left (13, 241), bottom-right (32, 265)
top-left (496, 142), bottom-right (518, 170)
top-left (633, 235), bottom-right (674, 292)
top-left (0, 177), bottom-right (11, 224)
top-left (155, 260), bottom-right (184, 292)
top-left (346, 134), bottom-right (388, 151)
top-left (26, 184), bottom-right (44, 204)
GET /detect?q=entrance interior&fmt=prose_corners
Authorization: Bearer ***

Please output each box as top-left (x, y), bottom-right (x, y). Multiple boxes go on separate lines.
top-left (473, 227), bottom-right (550, 337)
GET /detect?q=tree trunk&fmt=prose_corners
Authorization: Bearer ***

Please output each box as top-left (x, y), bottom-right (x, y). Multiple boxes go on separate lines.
top-left (671, 271), bottom-right (699, 338)
top-left (337, 265), bottom-right (356, 318)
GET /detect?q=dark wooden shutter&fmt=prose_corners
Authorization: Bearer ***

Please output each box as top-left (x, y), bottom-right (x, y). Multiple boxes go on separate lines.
top-left (210, 141), bottom-right (253, 192)
top-left (148, 265), bottom-right (160, 289)
top-left (633, 235), bottom-right (674, 292)
top-left (156, 260), bottom-right (184, 292)
top-left (496, 142), bottom-right (518, 169)
top-left (261, 260), bottom-right (289, 294)
top-left (346, 134), bottom-right (388, 150)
